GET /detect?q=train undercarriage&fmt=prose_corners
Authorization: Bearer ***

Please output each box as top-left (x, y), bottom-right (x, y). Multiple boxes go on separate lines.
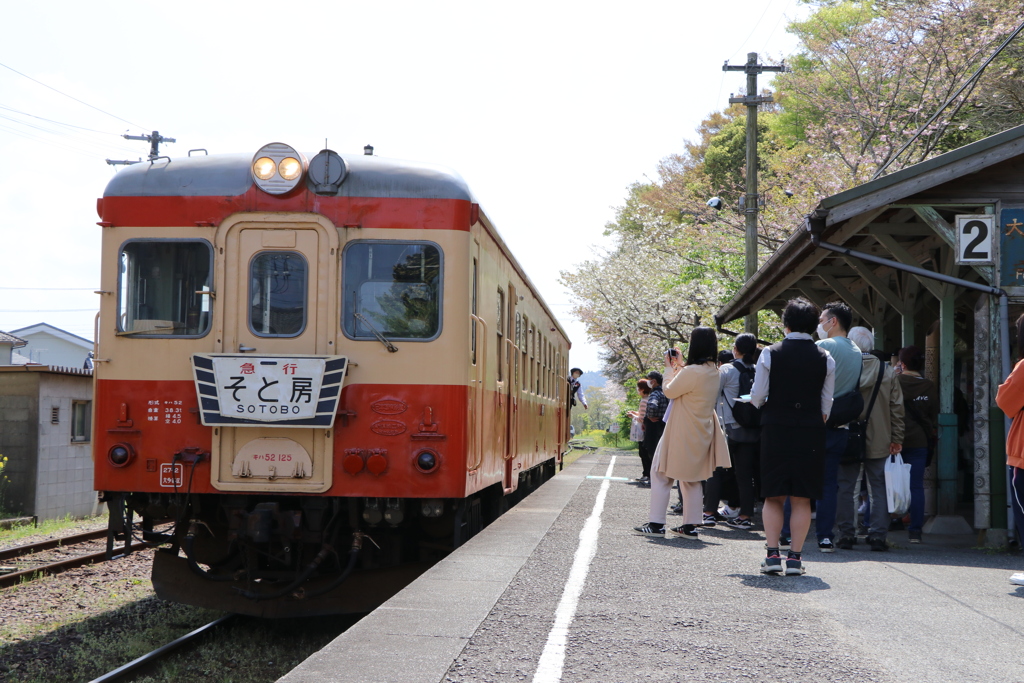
top-left (104, 458), bottom-right (557, 618)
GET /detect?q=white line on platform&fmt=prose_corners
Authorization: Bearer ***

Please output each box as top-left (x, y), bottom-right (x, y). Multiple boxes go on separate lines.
top-left (532, 455), bottom-right (616, 683)
top-left (585, 475), bottom-right (631, 481)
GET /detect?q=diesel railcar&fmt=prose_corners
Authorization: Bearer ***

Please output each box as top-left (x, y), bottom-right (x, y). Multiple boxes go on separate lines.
top-left (93, 142), bottom-right (571, 616)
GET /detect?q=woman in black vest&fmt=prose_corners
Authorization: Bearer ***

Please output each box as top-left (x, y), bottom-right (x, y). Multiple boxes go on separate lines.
top-left (750, 298), bottom-right (836, 576)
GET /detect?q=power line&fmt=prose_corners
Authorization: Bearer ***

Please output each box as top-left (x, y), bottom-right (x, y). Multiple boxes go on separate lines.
top-left (727, 0), bottom-right (777, 63)
top-left (0, 103), bottom-right (124, 135)
top-left (0, 60), bottom-right (145, 129)
top-left (873, 16), bottom-right (1024, 179)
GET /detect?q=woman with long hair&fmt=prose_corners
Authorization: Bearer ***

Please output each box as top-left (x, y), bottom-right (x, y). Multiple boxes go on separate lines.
top-left (995, 314), bottom-right (1024, 586)
top-left (634, 327), bottom-right (730, 539)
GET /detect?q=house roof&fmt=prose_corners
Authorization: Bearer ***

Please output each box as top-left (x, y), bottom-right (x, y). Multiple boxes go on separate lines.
top-left (0, 364), bottom-right (92, 377)
top-left (9, 323), bottom-right (93, 348)
top-left (0, 331), bottom-right (28, 348)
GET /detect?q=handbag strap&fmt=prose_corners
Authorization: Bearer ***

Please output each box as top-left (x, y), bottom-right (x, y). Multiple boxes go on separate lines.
top-left (864, 357), bottom-right (885, 419)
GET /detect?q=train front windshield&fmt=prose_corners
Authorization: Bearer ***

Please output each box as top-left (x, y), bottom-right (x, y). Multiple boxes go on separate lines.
top-left (342, 241), bottom-right (442, 341)
top-left (118, 240), bottom-right (212, 336)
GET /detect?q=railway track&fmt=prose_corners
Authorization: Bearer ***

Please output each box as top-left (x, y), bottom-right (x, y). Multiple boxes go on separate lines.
top-left (0, 529), bottom-right (153, 588)
top-left (86, 614), bottom-right (236, 683)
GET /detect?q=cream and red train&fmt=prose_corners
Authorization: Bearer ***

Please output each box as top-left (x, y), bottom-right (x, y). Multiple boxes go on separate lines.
top-left (93, 142), bottom-right (570, 616)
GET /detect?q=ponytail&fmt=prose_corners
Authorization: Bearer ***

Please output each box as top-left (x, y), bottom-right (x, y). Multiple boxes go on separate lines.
top-left (735, 333), bottom-right (757, 365)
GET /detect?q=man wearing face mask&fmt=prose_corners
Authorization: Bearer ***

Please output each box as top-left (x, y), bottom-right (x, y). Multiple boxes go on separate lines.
top-left (812, 302), bottom-right (863, 552)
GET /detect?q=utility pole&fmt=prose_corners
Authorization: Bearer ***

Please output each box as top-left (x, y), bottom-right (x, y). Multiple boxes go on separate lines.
top-left (724, 53), bottom-right (785, 336)
top-left (106, 130), bottom-right (176, 166)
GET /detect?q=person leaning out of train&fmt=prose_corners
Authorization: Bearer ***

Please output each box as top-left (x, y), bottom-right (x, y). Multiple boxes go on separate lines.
top-left (994, 313), bottom-right (1024, 587)
top-left (634, 327), bottom-right (730, 539)
top-left (836, 327), bottom-right (904, 552)
top-left (568, 368), bottom-right (588, 409)
top-left (628, 379), bottom-right (653, 483)
top-left (895, 345), bottom-right (937, 543)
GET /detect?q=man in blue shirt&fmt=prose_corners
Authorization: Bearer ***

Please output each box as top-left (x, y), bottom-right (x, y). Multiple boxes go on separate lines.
top-left (812, 302), bottom-right (863, 552)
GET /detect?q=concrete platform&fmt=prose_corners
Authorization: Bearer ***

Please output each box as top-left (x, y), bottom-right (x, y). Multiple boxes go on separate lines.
top-left (280, 450), bottom-right (1024, 683)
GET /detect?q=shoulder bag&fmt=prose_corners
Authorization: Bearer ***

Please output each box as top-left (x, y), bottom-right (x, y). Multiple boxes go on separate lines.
top-left (839, 360), bottom-right (885, 466)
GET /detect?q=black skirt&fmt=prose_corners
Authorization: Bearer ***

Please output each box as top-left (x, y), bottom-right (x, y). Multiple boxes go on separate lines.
top-left (760, 422), bottom-right (827, 499)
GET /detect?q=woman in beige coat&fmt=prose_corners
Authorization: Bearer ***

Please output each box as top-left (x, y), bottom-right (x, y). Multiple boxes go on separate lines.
top-left (635, 327), bottom-right (730, 539)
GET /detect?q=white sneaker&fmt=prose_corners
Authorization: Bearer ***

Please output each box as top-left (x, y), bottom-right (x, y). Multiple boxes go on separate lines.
top-left (718, 505), bottom-right (740, 519)
top-left (1010, 572), bottom-right (1024, 586)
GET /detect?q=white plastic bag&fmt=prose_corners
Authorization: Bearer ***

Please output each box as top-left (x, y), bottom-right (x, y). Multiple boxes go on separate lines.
top-left (885, 453), bottom-right (912, 515)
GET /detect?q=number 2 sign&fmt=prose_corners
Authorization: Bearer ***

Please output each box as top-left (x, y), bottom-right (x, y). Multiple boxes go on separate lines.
top-left (956, 215), bottom-right (994, 264)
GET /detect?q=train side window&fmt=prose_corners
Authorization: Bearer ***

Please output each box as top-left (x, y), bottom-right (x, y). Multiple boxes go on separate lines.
top-left (249, 251), bottom-right (308, 337)
top-left (342, 241), bottom-right (442, 341)
top-left (118, 239), bottom-right (213, 337)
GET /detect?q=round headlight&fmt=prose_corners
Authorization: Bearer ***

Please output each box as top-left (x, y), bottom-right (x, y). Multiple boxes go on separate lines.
top-left (278, 157), bottom-right (302, 180)
top-left (251, 143), bottom-right (305, 195)
top-left (253, 157), bottom-right (276, 180)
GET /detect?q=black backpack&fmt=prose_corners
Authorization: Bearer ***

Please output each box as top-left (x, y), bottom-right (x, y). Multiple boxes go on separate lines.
top-left (729, 360), bottom-right (761, 429)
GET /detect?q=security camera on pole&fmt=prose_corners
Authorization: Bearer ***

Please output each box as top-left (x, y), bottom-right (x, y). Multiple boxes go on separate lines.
top-left (724, 53), bottom-right (786, 336)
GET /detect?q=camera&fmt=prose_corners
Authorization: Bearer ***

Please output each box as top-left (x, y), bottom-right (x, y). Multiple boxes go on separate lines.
top-left (667, 348), bottom-right (680, 358)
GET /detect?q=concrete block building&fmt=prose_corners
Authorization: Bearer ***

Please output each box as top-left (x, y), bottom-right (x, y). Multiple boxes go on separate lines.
top-left (0, 364), bottom-right (97, 520)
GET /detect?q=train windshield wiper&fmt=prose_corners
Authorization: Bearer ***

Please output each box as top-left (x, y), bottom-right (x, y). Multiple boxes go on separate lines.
top-left (354, 312), bottom-right (398, 353)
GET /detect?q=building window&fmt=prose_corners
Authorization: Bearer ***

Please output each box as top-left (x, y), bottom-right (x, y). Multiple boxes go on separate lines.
top-left (72, 401), bottom-right (91, 442)
top-left (342, 241), bottom-right (443, 341)
top-left (51, 406), bottom-right (60, 424)
top-left (118, 239), bottom-right (213, 337)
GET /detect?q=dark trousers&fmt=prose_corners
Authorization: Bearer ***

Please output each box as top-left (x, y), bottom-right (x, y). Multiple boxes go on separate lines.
top-left (638, 440), bottom-right (652, 478)
top-left (1013, 467), bottom-right (1024, 547)
top-left (704, 439), bottom-right (758, 517)
top-left (814, 428), bottom-right (848, 542)
top-left (641, 421), bottom-right (665, 477)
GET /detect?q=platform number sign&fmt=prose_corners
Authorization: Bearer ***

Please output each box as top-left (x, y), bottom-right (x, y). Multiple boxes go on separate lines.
top-left (956, 215), bottom-right (994, 264)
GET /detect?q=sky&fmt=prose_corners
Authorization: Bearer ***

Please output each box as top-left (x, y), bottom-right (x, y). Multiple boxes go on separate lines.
top-left (0, 0), bottom-right (808, 372)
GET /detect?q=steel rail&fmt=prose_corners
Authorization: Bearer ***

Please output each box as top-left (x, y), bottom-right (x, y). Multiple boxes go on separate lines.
top-left (0, 549), bottom-right (110, 588)
top-left (0, 529), bottom-right (107, 562)
top-left (0, 540), bottom-right (155, 589)
top-left (87, 614), bottom-right (236, 683)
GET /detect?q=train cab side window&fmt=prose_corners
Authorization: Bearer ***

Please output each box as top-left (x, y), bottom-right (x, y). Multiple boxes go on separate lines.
top-left (249, 251), bottom-right (308, 337)
top-left (342, 241), bottom-right (442, 341)
top-left (118, 240), bottom-right (213, 337)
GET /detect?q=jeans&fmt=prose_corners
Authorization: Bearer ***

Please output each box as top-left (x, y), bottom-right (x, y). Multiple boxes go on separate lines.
top-left (815, 428), bottom-right (847, 541)
top-left (1012, 467), bottom-right (1024, 547)
top-left (901, 447), bottom-right (929, 533)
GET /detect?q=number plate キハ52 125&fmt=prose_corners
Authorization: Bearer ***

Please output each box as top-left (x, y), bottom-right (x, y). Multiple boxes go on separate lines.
top-left (190, 354), bottom-right (347, 428)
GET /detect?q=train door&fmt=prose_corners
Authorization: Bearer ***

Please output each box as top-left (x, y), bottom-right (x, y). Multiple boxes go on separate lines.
top-left (207, 216), bottom-right (340, 493)
top-left (504, 284), bottom-right (519, 492)
top-left (468, 248), bottom-right (485, 474)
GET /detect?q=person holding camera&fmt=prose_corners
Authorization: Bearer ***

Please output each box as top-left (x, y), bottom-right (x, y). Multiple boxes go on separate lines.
top-left (634, 327), bottom-right (730, 539)
top-left (750, 298), bottom-right (836, 575)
